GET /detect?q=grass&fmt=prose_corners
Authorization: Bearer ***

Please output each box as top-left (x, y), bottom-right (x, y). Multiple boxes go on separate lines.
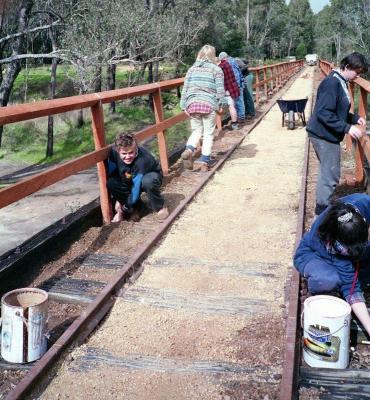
top-left (1, 65), bottom-right (189, 169)
top-left (10, 64), bottom-right (181, 103)
top-left (0, 93), bottom-right (188, 166)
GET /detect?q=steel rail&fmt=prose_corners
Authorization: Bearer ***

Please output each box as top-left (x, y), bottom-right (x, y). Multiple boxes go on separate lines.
top-left (279, 136), bottom-right (310, 400)
top-left (5, 80), bottom-right (286, 400)
top-left (279, 65), bottom-right (318, 399)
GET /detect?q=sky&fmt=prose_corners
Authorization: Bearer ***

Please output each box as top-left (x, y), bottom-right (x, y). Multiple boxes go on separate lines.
top-left (309, 0), bottom-right (330, 13)
top-left (286, 0), bottom-right (330, 14)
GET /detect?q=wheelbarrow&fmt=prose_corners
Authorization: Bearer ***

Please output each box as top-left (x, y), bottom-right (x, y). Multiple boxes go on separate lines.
top-left (276, 97), bottom-right (308, 130)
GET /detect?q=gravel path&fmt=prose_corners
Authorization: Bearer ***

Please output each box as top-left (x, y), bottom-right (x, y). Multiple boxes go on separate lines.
top-left (38, 68), bottom-right (314, 400)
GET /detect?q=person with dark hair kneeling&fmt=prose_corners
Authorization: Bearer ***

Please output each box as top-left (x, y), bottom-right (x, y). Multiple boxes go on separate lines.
top-left (107, 133), bottom-right (169, 223)
top-left (294, 193), bottom-right (370, 336)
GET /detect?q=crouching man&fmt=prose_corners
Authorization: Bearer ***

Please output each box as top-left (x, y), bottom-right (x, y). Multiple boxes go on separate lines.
top-left (107, 133), bottom-right (169, 222)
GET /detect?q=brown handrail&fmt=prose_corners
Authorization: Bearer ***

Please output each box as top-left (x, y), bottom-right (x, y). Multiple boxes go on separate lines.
top-left (319, 60), bottom-right (369, 186)
top-left (0, 60), bottom-right (304, 224)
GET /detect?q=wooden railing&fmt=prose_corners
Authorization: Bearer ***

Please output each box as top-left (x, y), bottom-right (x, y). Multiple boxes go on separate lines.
top-left (250, 60), bottom-right (304, 104)
top-left (0, 60), bottom-right (304, 225)
top-left (319, 60), bottom-right (370, 185)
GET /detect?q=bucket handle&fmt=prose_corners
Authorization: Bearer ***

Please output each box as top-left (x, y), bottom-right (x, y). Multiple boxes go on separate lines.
top-left (15, 311), bottom-right (49, 332)
top-left (300, 309), bottom-right (348, 338)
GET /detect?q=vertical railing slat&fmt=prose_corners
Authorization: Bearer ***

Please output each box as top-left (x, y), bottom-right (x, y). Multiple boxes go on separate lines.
top-left (153, 88), bottom-right (169, 175)
top-left (91, 101), bottom-right (112, 224)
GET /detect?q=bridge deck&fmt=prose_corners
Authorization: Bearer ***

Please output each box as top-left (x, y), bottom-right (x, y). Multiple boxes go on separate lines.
top-left (29, 69), bottom-right (313, 399)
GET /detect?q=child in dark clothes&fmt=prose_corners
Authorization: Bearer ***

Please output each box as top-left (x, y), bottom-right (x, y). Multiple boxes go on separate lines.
top-left (107, 133), bottom-right (169, 222)
top-left (294, 193), bottom-right (370, 336)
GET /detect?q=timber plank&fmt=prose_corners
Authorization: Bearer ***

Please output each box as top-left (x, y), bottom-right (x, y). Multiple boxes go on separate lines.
top-left (119, 286), bottom-right (269, 315)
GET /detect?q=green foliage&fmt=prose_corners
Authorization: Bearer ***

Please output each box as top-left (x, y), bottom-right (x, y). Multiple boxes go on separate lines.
top-left (313, 0), bottom-right (369, 63)
top-left (295, 42), bottom-right (307, 59)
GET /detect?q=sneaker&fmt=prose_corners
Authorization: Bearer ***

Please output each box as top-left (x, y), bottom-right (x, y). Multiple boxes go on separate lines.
top-left (156, 207), bottom-right (169, 221)
top-left (231, 123), bottom-right (239, 130)
top-left (181, 148), bottom-right (193, 170)
top-left (194, 161), bottom-right (209, 172)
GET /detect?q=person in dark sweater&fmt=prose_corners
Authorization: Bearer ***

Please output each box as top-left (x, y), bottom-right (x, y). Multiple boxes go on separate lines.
top-left (107, 133), bottom-right (168, 222)
top-left (294, 193), bottom-right (370, 337)
top-left (307, 52), bottom-right (367, 216)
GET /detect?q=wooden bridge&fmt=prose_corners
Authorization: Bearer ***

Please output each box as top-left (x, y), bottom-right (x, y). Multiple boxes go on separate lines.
top-left (0, 60), bottom-right (369, 400)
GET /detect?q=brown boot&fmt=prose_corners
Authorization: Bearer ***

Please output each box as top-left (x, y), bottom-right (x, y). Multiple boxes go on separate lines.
top-left (156, 206), bottom-right (169, 221)
top-left (181, 148), bottom-right (193, 170)
top-left (193, 161), bottom-right (209, 172)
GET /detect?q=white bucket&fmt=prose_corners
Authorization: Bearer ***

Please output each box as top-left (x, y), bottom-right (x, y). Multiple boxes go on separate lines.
top-left (302, 295), bottom-right (351, 369)
top-left (1, 288), bottom-right (48, 363)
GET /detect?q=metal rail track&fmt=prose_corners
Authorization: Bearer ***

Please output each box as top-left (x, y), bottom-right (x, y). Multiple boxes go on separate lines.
top-left (280, 69), bottom-right (370, 400)
top-left (0, 68), bottom-right (308, 400)
top-left (2, 102), bottom-right (282, 400)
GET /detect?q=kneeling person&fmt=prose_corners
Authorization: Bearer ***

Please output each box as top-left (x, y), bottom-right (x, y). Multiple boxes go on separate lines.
top-left (107, 133), bottom-right (168, 222)
top-left (294, 193), bottom-right (370, 337)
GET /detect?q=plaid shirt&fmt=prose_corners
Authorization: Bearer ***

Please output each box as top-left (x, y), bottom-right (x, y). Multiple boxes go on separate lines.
top-left (219, 59), bottom-right (240, 99)
top-left (186, 102), bottom-right (213, 115)
top-left (345, 291), bottom-right (365, 305)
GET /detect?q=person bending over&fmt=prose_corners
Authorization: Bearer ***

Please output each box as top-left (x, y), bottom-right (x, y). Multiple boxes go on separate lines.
top-left (294, 193), bottom-right (370, 336)
top-left (107, 133), bottom-right (169, 222)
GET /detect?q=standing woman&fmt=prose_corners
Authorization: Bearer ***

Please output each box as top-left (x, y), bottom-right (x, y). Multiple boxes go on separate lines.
top-left (180, 44), bottom-right (226, 171)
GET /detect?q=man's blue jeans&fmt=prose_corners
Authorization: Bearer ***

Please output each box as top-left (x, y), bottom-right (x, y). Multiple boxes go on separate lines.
top-left (234, 90), bottom-right (245, 121)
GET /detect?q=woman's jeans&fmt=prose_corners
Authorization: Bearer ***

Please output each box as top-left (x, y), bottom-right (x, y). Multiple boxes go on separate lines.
top-left (187, 111), bottom-right (216, 157)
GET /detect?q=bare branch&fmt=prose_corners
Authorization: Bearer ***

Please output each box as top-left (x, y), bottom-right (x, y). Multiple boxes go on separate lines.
top-left (0, 20), bottom-right (62, 45)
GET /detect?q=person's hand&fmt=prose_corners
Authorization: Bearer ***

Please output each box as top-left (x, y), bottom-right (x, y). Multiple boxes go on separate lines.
top-left (216, 107), bottom-right (223, 115)
top-left (184, 109), bottom-right (190, 117)
top-left (114, 201), bottom-right (122, 213)
top-left (348, 125), bottom-right (363, 140)
top-left (357, 117), bottom-right (366, 127)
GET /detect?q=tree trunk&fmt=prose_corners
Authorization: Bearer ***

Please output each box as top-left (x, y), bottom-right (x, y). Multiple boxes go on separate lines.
top-left (93, 65), bottom-right (102, 93)
top-left (153, 61), bottom-right (159, 82)
top-left (147, 61), bottom-right (153, 111)
top-left (0, 0), bottom-right (34, 147)
top-left (140, 62), bottom-right (147, 83)
top-left (246, 0), bottom-right (250, 43)
top-left (107, 62), bottom-right (116, 113)
top-left (77, 108), bottom-right (84, 128)
top-left (175, 61), bottom-right (181, 98)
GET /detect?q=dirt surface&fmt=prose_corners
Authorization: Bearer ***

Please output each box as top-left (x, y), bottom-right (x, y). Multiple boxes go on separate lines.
top-left (27, 67), bottom-right (313, 400)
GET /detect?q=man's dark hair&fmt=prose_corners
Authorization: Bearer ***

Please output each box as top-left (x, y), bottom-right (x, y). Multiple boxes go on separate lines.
top-left (340, 52), bottom-right (368, 73)
top-left (318, 202), bottom-right (368, 259)
top-left (115, 133), bottom-right (137, 149)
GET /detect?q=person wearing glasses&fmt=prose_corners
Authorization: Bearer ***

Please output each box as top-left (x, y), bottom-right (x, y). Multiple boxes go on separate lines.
top-left (307, 52), bottom-right (368, 217)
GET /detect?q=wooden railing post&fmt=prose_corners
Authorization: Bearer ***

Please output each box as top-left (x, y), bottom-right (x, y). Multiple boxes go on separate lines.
top-left (359, 87), bottom-right (367, 119)
top-left (255, 70), bottom-right (260, 105)
top-left (153, 88), bottom-right (169, 175)
top-left (263, 66), bottom-right (268, 99)
top-left (91, 101), bottom-right (112, 224)
top-left (275, 65), bottom-right (278, 91)
top-left (355, 141), bottom-right (365, 184)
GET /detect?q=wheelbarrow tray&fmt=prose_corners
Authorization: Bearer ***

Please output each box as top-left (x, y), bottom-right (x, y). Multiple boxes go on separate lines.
top-left (276, 97), bottom-right (308, 129)
top-left (276, 98), bottom-right (308, 113)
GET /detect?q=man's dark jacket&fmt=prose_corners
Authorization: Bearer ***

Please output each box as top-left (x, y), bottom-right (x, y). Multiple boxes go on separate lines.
top-left (307, 71), bottom-right (360, 143)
